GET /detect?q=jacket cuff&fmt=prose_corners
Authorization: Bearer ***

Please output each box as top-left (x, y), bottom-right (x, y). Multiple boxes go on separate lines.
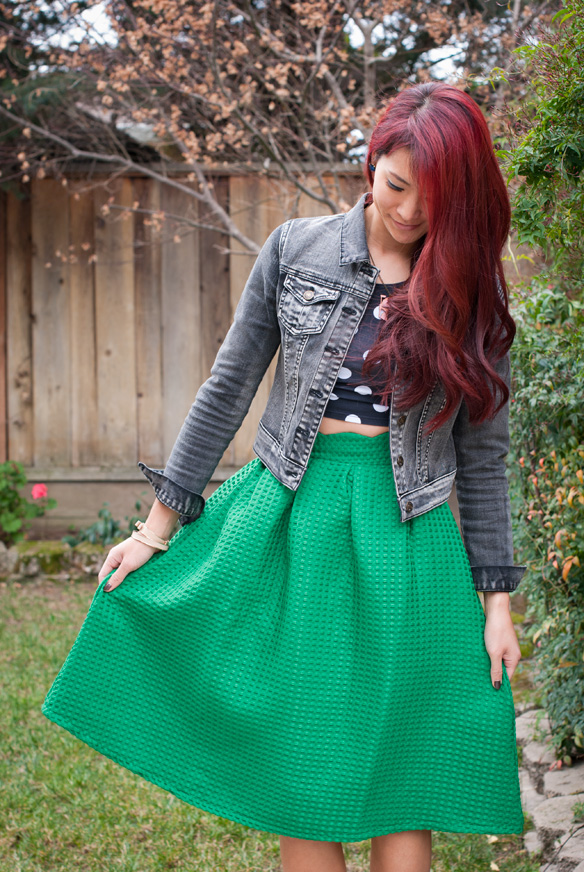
top-left (137, 462), bottom-right (205, 526)
top-left (471, 565), bottom-right (526, 592)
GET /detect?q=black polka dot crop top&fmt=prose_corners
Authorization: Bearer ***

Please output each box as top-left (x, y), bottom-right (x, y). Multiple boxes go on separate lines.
top-left (322, 281), bottom-right (404, 427)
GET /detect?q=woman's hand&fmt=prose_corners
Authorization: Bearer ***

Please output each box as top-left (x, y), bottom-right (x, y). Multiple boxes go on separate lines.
top-left (98, 537), bottom-right (160, 592)
top-left (97, 499), bottom-right (179, 592)
top-left (483, 593), bottom-right (522, 689)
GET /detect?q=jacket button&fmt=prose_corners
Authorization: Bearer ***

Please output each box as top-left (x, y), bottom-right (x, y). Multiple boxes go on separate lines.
top-left (405, 501), bottom-right (413, 513)
top-left (397, 414), bottom-right (407, 426)
top-left (303, 289), bottom-right (315, 300)
top-left (397, 455), bottom-right (404, 466)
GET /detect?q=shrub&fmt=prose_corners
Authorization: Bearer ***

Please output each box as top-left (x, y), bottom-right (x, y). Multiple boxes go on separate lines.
top-left (509, 281), bottom-right (584, 758)
top-left (500, 0), bottom-right (584, 757)
top-left (61, 499), bottom-right (147, 547)
top-left (498, 0), bottom-right (584, 282)
top-left (0, 461), bottom-right (57, 547)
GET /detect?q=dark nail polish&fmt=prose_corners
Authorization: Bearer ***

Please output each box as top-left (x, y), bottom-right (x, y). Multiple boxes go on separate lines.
top-left (104, 581), bottom-right (112, 591)
top-left (494, 680), bottom-right (501, 690)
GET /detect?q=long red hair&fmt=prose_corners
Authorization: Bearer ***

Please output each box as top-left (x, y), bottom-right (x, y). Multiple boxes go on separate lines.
top-left (362, 82), bottom-right (515, 432)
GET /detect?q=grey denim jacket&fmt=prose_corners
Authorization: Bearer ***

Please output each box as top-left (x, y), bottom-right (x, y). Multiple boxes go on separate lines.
top-left (138, 192), bottom-right (526, 593)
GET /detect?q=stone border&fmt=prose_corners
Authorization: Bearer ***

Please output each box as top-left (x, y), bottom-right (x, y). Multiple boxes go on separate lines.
top-left (0, 540), bottom-right (110, 580)
top-left (515, 705), bottom-right (584, 871)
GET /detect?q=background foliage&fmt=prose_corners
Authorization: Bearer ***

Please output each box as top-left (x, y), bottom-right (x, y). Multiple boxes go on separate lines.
top-left (504, 0), bottom-right (584, 758)
top-left (0, 0), bottom-right (561, 247)
top-left (0, 462), bottom-right (56, 547)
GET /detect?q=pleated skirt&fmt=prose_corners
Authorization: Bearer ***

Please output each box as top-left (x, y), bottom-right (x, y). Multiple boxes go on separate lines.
top-left (42, 430), bottom-right (524, 841)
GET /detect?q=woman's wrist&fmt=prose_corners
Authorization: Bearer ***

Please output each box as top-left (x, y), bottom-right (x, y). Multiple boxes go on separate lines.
top-left (143, 497), bottom-right (180, 541)
top-left (483, 591), bottom-right (511, 614)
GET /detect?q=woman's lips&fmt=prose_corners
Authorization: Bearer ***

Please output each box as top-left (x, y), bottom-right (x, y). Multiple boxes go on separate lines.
top-left (392, 217), bottom-right (421, 230)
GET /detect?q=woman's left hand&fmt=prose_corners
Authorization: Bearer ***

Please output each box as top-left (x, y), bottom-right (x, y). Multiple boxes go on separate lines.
top-left (483, 598), bottom-right (522, 689)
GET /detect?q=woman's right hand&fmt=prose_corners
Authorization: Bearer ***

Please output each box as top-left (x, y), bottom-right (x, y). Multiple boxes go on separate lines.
top-left (98, 537), bottom-right (161, 592)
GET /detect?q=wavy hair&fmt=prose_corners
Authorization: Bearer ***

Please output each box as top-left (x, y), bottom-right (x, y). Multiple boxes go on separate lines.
top-left (361, 82), bottom-right (515, 431)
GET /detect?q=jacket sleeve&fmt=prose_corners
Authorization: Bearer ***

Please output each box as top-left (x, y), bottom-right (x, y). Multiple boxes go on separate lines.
top-left (451, 349), bottom-right (526, 592)
top-left (137, 222), bottom-right (285, 526)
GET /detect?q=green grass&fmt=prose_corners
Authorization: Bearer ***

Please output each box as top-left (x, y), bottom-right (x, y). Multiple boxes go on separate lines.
top-left (0, 579), bottom-right (539, 872)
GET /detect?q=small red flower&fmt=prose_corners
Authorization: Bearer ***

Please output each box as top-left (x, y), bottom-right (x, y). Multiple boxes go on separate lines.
top-left (31, 483), bottom-right (48, 500)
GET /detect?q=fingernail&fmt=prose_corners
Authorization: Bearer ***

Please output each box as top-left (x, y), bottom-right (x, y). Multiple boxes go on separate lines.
top-left (494, 680), bottom-right (501, 690)
top-left (104, 581), bottom-right (112, 592)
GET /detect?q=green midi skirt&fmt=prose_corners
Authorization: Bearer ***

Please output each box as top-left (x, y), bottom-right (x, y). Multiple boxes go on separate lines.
top-left (42, 430), bottom-right (524, 841)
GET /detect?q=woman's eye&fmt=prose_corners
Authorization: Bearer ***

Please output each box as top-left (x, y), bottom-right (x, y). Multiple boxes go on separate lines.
top-left (386, 180), bottom-right (404, 192)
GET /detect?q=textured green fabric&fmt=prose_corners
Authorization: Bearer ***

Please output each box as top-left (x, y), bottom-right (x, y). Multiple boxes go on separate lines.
top-left (42, 430), bottom-right (524, 841)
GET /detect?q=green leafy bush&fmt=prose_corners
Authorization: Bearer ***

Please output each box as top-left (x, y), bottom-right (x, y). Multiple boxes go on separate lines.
top-left (509, 281), bottom-right (584, 758)
top-left (0, 461), bottom-right (57, 547)
top-left (61, 499), bottom-right (146, 547)
top-left (501, 0), bottom-right (584, 759)
top-left (499, 0), bottom-right (584, 280)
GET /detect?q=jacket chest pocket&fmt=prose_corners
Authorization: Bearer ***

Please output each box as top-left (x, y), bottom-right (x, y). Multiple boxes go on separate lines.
top-left (278, 275), bottom-right (340, 335)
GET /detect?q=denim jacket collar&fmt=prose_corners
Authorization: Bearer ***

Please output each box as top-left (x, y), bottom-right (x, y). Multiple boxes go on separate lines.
top-left (339, 192), bottom-right (374, 266)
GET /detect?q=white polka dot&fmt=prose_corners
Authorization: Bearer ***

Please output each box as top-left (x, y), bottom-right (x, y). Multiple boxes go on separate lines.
top-left (329, 392), bottom-right (338, 400)
top-left (373, 403), bottom-right (389, 412)
top-left (344, 414), bottom-right (361, 423)
top-left (338, 366), bottom-right (352, 380)
top-left (354, 385), bottom-right (372, 395)
top-left (363, 349), bottom-right (369, 359)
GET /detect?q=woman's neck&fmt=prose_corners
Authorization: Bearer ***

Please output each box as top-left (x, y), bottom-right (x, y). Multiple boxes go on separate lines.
top-left (364, 202), bottom-right (413, 284)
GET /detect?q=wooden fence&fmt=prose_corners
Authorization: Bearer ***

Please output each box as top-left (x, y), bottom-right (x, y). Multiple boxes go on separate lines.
top-left (1, 170), bottom-right (366, 533)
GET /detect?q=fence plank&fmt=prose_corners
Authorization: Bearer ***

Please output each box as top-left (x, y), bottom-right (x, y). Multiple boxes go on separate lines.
top-left (70, 189), bottom-right (99, 467)
top-left (94, 179), bottom-right (136, 465)
top-left (134, 177), bottom-right (163, 468)
top-left (31, 180), bottom-right (71, 466)
top-left (160, 183), bottom-right (202, 464)
top-left (6, 192), bottom-right (33, 464)
top-left (228, 175), bottom-right (287, 468)
top-left (0, 192), bottom-right (6, 462)
top-left (199, 176), bottom-right (231, 382)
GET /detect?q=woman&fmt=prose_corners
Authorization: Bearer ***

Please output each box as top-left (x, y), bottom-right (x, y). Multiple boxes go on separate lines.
top-left (42, 82), bottom-right (525, 872)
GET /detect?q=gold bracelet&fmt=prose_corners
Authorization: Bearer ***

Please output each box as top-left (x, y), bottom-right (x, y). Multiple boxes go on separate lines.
top-left (131, 530), bottom-right (169, 551)
top-left (134, 520), bottom-right (170, 547)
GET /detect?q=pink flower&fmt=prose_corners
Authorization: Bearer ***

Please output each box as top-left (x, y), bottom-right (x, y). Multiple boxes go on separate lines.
top-left (31, 483), bottom-right (48, 500)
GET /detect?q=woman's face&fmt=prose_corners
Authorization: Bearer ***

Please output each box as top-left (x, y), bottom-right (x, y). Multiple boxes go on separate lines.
top-left (370, 148), bottom-right (429, 246)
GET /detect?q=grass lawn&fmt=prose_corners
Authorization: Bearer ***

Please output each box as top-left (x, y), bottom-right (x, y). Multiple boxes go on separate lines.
top-left (0, 578), bottom-right (539, 872)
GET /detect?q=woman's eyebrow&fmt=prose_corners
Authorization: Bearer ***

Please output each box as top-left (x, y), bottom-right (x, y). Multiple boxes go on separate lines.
top-left (387, 170), bottom-right (411, 186)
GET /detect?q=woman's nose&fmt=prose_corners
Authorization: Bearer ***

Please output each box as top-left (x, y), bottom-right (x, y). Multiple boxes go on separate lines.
top-left (397, 193), bottom-right (424, 223)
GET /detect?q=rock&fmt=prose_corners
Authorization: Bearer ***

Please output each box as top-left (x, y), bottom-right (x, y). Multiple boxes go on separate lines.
top-left (571, 860), bottom-right (584, 872)
top-left (517, 709), bottom-right (552, 746)
top-left (71, 542), bottom-right (107, 576)
top-left (532, 794), bottom-right (584, 858)
top-left (0, 546), bottom-right (19, 576)
top-left (15, 540), bottom-right (72, 575)
top-left (516, 700), bottom-right (542, 716)
top-left (21, 557), bottom-right (40, 576)
top-left (521, 767), bottom-right (546, 815)
top-left (555, 829), bottom-right (584, 865)
top-left (524, 741), bottom-right (558, 791)
top-left (524, 829), bottom-right (543, 855)
top-left (545, 762), bottom-right (584, 798)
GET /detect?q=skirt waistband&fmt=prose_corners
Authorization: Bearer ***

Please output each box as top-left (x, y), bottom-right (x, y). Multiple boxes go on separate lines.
top-left (310, 430), bottom-right (391, 465)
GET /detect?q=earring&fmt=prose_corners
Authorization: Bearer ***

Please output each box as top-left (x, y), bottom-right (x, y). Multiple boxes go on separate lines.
top-left (369, 163), bottom-right (376, 172)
